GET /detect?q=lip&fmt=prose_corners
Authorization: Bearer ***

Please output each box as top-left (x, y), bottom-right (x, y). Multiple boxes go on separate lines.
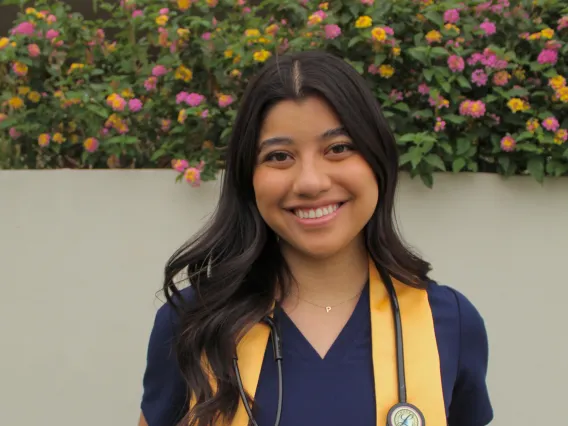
top-left (284, 200), bottom-right (347, 210)
top-left (286, 202), bottom-right (346, 227)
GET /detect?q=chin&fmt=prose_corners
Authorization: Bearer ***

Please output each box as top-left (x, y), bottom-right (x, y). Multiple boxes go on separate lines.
top-left (284, 238), bottom-right (351, 260)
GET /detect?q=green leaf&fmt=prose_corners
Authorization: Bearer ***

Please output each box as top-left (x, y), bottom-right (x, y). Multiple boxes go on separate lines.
top-left (407, 47), bottom-right (428, 65)
top-left (507, 87), bottom-right (530, 98)
top-left (527, 157), bottom-right (545, 183)
top-left (457, 76), bottom-right (472, 90)
top-left (452, 158), bottom-right (466, 173)
top-left (420, 172), bottom-right (434, 188)
top-left (424, 11), bottom-right (444, 27)
top-left (444, 114), bottom-right (466, 124)
top-left (485, 94), bottom-right (499, 103)
top-left (86, 104), bottom-right (109, 119)
top-left (393, 103), bottom-right (410, 113)
top-left (430, 47), bottom-right (449, 58)
top-left (425, 154), bottom-right (446, 171)
top-left (399, 151), bottom-right (414, 166)
top-left (456, 138), bottom-right (471, 155)
top-left (516, 131), bottom-right (533, 142)
top-left (374, 53), bottom-right (386, 66)
top-left (348, 36), bottom-right (361, 48)
top-left (414, 109), bottom-right (434, 119)
top-left (397, 133), bottom-right (416, 143)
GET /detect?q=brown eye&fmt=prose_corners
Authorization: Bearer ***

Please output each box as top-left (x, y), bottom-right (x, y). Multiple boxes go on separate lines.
top-left (265, 151), bottom-right (291, 162)
top-left (328, 143), bottom-right (355, 155)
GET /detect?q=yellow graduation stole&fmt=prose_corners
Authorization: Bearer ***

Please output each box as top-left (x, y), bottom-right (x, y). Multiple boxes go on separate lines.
top-left (191, 259), bottom-right (447, 425)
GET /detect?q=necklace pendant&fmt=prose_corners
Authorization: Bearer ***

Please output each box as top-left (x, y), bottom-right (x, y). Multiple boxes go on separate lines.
top-left (325, 306), bottom-right (332, 313)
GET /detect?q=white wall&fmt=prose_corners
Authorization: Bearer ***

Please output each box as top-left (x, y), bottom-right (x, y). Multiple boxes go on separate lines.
top-left (0, 170), bottom-right (566, 426)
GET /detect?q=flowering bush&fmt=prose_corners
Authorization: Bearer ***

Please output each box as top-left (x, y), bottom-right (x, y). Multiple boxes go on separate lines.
top-left (0, 0), bottom-right (567, 187)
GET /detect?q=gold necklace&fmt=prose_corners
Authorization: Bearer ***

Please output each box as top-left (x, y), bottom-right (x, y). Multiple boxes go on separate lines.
top-left (297, 289), bottom-right (364, 313)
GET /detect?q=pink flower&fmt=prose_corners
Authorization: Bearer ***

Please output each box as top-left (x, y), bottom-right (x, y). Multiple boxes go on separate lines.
top-left (46, 14), bottom-right (57, 24)
top-left (418, 83), bottom-right (430, 95)
top-left (107, 94), bottom-right (127, 111)
top-left (389, 90), bottom-right (403, 102)
top-left (324, 24), bottom-right (341, 39)
top-left (161, 119), bottom-right (171, 132)
top-left (159, 8), bottom-right (169, 14)
top-left (176, 91), bottom-right (189, 104)
top-left (45, 29), bottom-right (59, 40)
top-left (12, 21), bottom-right (35, 36)
top-left (152, 65), bottom-right (167, 77)
top-left (144, 77), bottom-right (157, 91)
top-left (128, 98), bottom-right (143, 112)
top-left (542, 116), bottom-right (560, 132)
top-left (83, 137), bottom-right (99, 153)
top-left (459, 100), bottom-right (486, 118)
top-left (537, 49), bottom-right (558, 65)
top-left (218, 94), bottom-right (234, 107)
top-left (383, 26), bottom-right (394, 35)
top-left (184, 167), bottom-right (202, 187)
top-left (500, 135), bottom-right (516, 152)
top-left (201, 109), bottom-right (209, 119)
top-left (479, 21), bottom-right (496, 36)
top-left (558, 16), bottom-right (568, 31)
top-left (132, 10), bottom-right (144, 18)
top-left (202, 32), bottom-right (212, 40)
top-left (186, 93), bottom-right (205, 107)
top-left (492, 71), bottom-right (510, 87)
top-left (9, 127), bottom-right (21, 139)
top-left (434, 117), bottom-right (446, 132)
top-left (368, 64), bottom-right (378, 75)
top-left (172, 159), bottom-right (189, 172)
top-left (27, 44), bottom-right (40, 57)
top-left (444, 9), bottom-right (460, 24)
top-left (361, 0), bottom-right (375, 4)
top-left (471, 69), bottom-right (488, 86)
top-left (448, 55), bottom-right (465, 72)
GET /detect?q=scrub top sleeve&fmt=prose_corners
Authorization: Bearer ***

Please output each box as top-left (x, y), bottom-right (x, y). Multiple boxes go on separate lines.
top-left (141, 300), bottom-right (189, 426)
top-left (448, 289), bottom-right (494, 426)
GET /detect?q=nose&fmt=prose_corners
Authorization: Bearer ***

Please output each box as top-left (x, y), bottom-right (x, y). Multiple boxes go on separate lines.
top-left (292, 158), bottom-right (332, 198)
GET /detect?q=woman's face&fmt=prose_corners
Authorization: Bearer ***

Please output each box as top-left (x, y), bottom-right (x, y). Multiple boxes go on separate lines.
top-left (252, 96), bottom-right (379, 259)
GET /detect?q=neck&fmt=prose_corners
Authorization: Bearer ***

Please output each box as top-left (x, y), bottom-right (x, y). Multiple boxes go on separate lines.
top-left (279, 236), bottom-right (369, 305)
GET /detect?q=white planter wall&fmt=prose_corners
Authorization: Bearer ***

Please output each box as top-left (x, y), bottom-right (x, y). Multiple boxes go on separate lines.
top-left (1, 170), bottom-right (567, 426)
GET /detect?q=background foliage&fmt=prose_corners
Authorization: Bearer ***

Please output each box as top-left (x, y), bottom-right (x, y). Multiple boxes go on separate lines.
top-left (0, 0), bottom-right (567, 187)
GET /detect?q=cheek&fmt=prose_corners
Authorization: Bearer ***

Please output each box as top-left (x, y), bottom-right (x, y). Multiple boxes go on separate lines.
top-left (252, 167), bottom-right (287, 212)
top-left (341, 157), bottom-right (379, 203)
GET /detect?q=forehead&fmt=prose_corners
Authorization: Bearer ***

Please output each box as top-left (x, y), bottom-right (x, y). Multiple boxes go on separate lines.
top-left (259, 96), bottom-right (342, 138)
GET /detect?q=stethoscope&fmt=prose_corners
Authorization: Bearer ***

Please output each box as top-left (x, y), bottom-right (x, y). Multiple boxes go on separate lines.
top-left (233, 264), bottom-right (426, 426)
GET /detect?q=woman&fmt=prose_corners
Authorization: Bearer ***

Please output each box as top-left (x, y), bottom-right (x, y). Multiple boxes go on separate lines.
top-left (139, 50), bottom-right (493, 426)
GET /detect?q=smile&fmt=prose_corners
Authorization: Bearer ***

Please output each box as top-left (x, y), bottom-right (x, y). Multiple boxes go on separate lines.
top-left (293, 203), bottom-right (340, 219)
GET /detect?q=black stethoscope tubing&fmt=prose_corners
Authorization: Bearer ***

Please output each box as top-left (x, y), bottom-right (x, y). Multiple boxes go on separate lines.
top-left (233, 263), bottom-right (413, 426)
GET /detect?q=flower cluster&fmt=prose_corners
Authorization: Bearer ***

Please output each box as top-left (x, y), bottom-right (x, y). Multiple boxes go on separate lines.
top-left (0, 0), bottom-right (566, 186)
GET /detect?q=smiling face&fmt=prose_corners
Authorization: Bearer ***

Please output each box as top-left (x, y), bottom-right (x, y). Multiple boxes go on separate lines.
top-left (252, 96), bottom-right (379, 259)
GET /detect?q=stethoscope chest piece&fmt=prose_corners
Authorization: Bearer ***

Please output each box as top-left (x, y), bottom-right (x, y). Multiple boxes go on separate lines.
top-left (387, 403), bottom-right (425, 426)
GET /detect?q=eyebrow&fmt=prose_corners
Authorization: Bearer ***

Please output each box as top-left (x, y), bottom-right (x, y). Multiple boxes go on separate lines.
top-left (258, 126), bottom-right (349, 151)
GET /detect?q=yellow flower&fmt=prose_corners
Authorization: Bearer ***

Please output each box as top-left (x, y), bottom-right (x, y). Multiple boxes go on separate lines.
top-left (25, 7), bottom-right (37, 14)
top-left (177, 28), bottom-right (190, 39)
top-left (392, 47), bottom-right (401, 57)
top-left (308, 13), bottom-right (323, 26)
top-left (416, 14), bottom-right (426, 22)
top-left (68, 63), bottom-right (85, 73)
top-left (121, 88), bottom-right (134, 99)
top-left (245, 29), bottom-right (261, 38)
top-left (507, 98), bottom-right (529, 113)
top-left (528, 32), bottom-right (541, 40)
top-left (0, 37), bottom-right (10, 49)
top-left (513, 68), bottom-right (526, 81)
top-left (18, 86), bottom-right (31, 95)
top-left (557, 87), bottom-right (568, 103)
top-left (253, 49), bottom-right (272, 62)
top-left (70, 134), bottom-right (79, 144)
top-left (35, 11), bottom-right (45, 19)
top-left (378, 65), bottom-right (395, 78)
top-left (13, 62), bottom-right (28, 76)
top-left (319, 2), bottom-right (329, 10)
top-left (257, 36), bottom-right (271, 44)
top-left (54, 90), bottom-right (64, 99)
top-left (177, 0), bottom-right (191, 11)
top-left (355, 16), bottom-right (372, 29)
top-left (28, 91), bottom-right (41, 103)
top-left (174, 65), bottom-right (193, 82)
top-left (425, 30), bottom-right (442, 43)
top-left (224, 49), bottom-right (234, 58)
top-left (233, 55), bottom-right (241, 64)
top-left (230, 69), bottom-right (241, 78)
top-left (53, 132), bottom-right (66, 144)
top-left (549, 75), bottom-right (566, 91)
top-left (38, 133), bottom-right (50, 147)
top-left (554, 129), bottom-right (568, 145)
top-left (265, 24), bottom-right (279, 35)
top-left (444, 24), bottom-right (460, 34)
top-left (156, 15), bottom-right (169, 26)
top-left (371, 27), bottom-right (387, 42)
top-left (178, 109), bottom-right (187, 124)
top-left (104, 41), bottom-right (117, 52)
top-left (68, 121), bottom-right (77, 132)
top-left (8, 97), bottom-right (24, 109)
top-left (540, 28), bottom-right (554, 39)
top-left (526, 118), bottom-right (540, 133)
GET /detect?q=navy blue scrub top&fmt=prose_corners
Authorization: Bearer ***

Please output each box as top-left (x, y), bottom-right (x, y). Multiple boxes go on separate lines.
top-left (140, 281), bottom-right (493, 426)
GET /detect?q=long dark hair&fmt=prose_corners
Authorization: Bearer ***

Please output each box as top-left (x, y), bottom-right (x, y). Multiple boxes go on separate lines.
top-left (163, 50), bottom-right (431, 426)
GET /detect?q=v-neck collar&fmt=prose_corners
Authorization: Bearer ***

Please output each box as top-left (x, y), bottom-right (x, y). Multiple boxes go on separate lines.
top-left (275, 280), bottom-right (370, 364)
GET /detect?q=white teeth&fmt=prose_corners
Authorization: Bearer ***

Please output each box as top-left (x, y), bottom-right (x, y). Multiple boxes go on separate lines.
top-left (294, 204), bottom-right (340, 220)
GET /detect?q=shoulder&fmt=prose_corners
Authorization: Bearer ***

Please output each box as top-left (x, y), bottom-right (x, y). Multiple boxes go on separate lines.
top-left (426, 280), bottom-right (493, 425)
top-left (141, 286), bottom-right (195, 426)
